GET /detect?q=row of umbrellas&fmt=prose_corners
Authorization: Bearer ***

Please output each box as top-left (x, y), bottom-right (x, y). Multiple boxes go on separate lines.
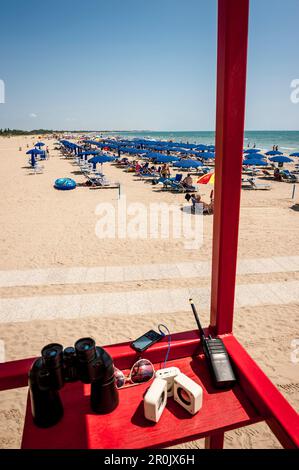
top-left (60, 137), bottom-right (299, 173)
top-left (242, 147), bottom-right (299, 165)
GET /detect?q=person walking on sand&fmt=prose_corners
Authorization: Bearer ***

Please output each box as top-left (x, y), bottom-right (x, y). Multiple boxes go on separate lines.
top-left (161, 163), bottom-right (170, 178)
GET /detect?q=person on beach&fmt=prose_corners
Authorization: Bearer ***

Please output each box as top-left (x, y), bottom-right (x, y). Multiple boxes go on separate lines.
top-left (185, 193), bottom-right (213, 214)
top-left (161, 163), bottom-right (170, 178)
top-left (274, 167), bottom-right (282, 181)
top-left (182, 174), bottom-right (196, 191)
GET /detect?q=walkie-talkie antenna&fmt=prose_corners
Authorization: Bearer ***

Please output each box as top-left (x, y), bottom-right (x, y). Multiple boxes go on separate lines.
top-left (189, 298), bottom-right (205, 339)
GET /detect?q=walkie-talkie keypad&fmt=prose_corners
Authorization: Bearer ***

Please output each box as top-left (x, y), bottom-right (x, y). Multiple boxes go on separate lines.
top-left (203, 338), bottom-right (236, 388)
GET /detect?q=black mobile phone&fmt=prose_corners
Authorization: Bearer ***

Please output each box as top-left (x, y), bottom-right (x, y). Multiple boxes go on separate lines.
top-left (131, 330), bottom-right (163, 353)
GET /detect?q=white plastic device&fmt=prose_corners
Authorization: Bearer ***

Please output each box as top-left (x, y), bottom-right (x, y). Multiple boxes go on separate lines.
top-left (144, 378), bottom-right (167, 423)
top-left (155, 367), bottom-right (180, 397)
top-left (174, 373), bottom-right (203, 415)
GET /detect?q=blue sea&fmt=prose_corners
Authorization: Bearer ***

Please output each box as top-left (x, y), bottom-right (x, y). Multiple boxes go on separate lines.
top-left (103, 130), bottom-right (299, 153)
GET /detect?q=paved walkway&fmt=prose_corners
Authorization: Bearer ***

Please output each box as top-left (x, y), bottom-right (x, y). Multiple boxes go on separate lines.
top-left (0, 256), bottom-right (298, 288)
top-left (0, 281), bottom-right (298, 323)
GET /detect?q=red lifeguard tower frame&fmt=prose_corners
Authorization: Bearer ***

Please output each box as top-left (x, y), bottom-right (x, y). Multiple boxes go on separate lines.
top-left (0, 0), bottom-right (298, 449)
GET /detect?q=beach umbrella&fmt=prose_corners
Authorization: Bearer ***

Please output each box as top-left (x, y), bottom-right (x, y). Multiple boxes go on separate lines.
top-left (194, 144), bottom-right (208, 151)
top-left (121, 148), bottom-right (147, 155)
top-left (166, 146), bottom-right (182, 152)
top-left (105, 143), bottom-right (120, 149)
top-left (34, 142), bottom-right (45, 148)
top-left (78, 150), bottom-right (99, 161)
top-left (88, 155), bottom-right (116, 164)
top-left (26, 148), bottom-right (44, 155)
top-left (265, 150), bottom-right (283, 156)
top-left (290, 152), bottom-right (299, 157)
top-left (94, 142), bottom-right (107, 148)
top-left (194, 144), bottom-right (209, 152)
top-left (197, 172), bottom-right (215, 185)
top-left (269, 156), bottom-right (293, 163)
top-left (244, 153), bottom-right (265, 159)
top-left (244, 148), bottom-right (261, 154)
top-left (146, 152), bottom-right (165, 159)
top-left (154, 155), bottom-right (180, 163)
top-left (207, 145), bottom-right (215, 151)
top-left (243, 158), bottom-right (268, 166)
top-left (78, 151), bottom-right (98, 156)
top-left (199, 152), bottom-right (215, 160)
top-left (174, 160), bottom-right (203, 169)
top-left (88, 154), bottom-right (116, 170)
top-left (176, 148), bottom-right (194, 155)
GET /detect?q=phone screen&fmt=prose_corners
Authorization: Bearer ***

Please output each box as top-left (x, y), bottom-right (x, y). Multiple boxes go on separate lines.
top-left (133, 336), bottom-right (153, 351)
top-left (132, 330), bottom-right (161, 351)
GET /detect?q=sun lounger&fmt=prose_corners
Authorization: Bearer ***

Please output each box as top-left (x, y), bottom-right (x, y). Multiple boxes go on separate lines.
top-left (248, 178), bottom-right (271, 190)
top-left (84, 174), bottom-right (119, 189)
top-left (262, 169), bottom-right (273, 178)
top-left (28, 164), bottom-right (44, 175)
top-left (281, 171), bottom-right (298, 183)
top-left (163, 180), bottom-right (197, 193)
top-left (138, 171), bottom-right (161, 180)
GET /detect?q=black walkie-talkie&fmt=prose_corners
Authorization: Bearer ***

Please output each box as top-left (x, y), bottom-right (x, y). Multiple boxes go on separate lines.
top-left (189, 299), bottom-right (236, 389)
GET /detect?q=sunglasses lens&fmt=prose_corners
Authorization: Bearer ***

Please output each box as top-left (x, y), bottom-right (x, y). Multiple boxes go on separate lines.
top-left (131, 359), bottom-right (154, 384)
top-left (114, 368), bottom-right (126, 389)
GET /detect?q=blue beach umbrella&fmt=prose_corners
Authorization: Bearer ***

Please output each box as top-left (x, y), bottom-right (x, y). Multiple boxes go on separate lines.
top-left (167, 147), bottom-right (183, 152)
top-left (244, 153), bottom-right (266, 160)
top-left (243, 158), bottom-right (268, 166)
top-left (122, 148), bottom-right (147, 155)
top-left (265, 150), bottom-right (283, 156)
top-left (88, 155), bottom-right (116, 164)
top-left (88, 154), bottom-right (116, 170)
top-left (194, 144), bottom-right (208, 151)
top-left (199, 152), bottom-right (215, 160)
top-left (34, 142), bottom-right (45, 148)
top-left (244, 148), bottom-right (261, 154)
top-left (174, 160), bottom-right (203, 169)
top-left (78, 150), bottom-right (99, 161)
top-left (26, 148), bottom-right (44, 155)
top-left (269, 156), bottom-right (293, 163)
top-left (154, 155), bottom-right (181, 163)
top-left (176, 148), bottom-right (193, 155)
top-left (146, 152), bottom-right (165, 159)
top-left (290, 152), bottom-right (299, 157)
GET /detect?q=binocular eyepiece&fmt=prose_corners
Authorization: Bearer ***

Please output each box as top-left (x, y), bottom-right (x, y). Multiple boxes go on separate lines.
top-left (29, 337), bottom-right (119, 428)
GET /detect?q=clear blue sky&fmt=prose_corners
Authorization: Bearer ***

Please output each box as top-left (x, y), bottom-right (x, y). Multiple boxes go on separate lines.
top-left (0, 0), bottom-right (298, 131)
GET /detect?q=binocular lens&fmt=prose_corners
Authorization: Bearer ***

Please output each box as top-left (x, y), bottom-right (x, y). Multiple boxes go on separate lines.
top-left (41, 343), bottom-right (63, 368)
top-left (75, 337), bottom-right (96, 362)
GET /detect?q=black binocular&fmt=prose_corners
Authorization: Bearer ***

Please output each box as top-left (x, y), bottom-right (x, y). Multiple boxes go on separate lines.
top-left (29, 337), bottom-right (119, 427)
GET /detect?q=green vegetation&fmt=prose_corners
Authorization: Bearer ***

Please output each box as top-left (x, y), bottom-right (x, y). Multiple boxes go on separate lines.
top-left (0, 128), bottom-right (59, 136)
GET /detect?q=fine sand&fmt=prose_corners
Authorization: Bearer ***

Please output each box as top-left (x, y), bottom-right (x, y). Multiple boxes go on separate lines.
top-left (0, 136), bottom-right (298, 449)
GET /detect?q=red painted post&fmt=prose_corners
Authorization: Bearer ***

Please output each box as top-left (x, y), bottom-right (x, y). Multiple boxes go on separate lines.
top-left (210, 0), bottom-right (250, 335)
top-left (205, 432), bottom-right (225, 449)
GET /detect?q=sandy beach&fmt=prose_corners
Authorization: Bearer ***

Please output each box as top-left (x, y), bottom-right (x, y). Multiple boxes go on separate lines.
top-left (0, 135), bottom-right (298, 449)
